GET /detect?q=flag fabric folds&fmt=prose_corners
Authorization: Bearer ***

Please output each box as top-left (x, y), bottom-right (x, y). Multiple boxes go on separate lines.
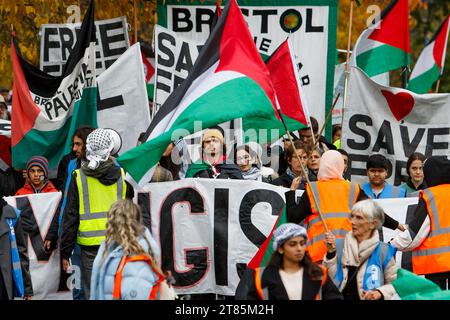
top-left (350, 0), bottom-right (410, 78)
top-left (117, 0), bottom-right (278, 186)
top-left (392, 268), bottom-right (450, 300)
top-left (11, 0), bottom-right (97, 170)
top-left (408, 15), bottom-right (450, 94)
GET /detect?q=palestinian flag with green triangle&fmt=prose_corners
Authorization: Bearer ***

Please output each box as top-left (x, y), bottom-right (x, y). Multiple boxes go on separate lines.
top-left (408, 15), bottom-right (450, 94)
top-left (11, 0), bottom-right (97, 170)
top-left (117, 0), bottom-right (278, 186)
top-left (247, 205), bottom-right (287, 269)
top-left (350, 0), bottom-right (410, 78)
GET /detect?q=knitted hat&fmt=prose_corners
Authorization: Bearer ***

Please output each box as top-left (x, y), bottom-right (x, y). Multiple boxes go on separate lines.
top-left (26, 156), bottom-right (49, 179)
top-left (272, 223), bottom-right (308, 251)
top-left (86, 128), bottom-right (114, 170)
top-left (202, 129), bottom-right (224, 145)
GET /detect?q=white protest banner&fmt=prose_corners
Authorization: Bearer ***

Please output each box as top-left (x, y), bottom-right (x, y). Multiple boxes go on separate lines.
top-left (0, 119), bottom-right (11, 137)
top-left (375, 197), bottom-right (419, 271)
top-left (40, 17), bottom-right (130, 76)
top-left (5, 192), bottom-right (72, 300)
top-left (97, 43), bottom-right (151, 155)
top-left (157, 0), bottom-right (338, 137)
top-left (136, 179), bottom-right (287, 295)
top-left (154, 25), bottom-right (202, 109)
top-left (342, 67), bottom-right (450, 186)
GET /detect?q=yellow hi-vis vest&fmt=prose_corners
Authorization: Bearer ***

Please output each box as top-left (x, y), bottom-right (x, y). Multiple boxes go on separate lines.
top-left (75, 168), bottom-right (127, 246)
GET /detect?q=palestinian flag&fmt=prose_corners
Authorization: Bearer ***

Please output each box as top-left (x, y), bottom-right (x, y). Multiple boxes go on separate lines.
top-left (247, 205), bottom-right (287, 269)
top-left (392, 269), bottom-right (450, 300)
top-left (350, 0), bottom-right (410, 78)
top-left (0, 119), bottom-right (11, 171)
top-left (141, 48), bottom-right (155, 100)
top-left (117, 0), bottom-right (277, 186)
top-left (11, 0), bottom-right (97, 170)
top-left (408, 15), bottom-right (450, 94)
top-left (243, 38), bottom-right (310, 144)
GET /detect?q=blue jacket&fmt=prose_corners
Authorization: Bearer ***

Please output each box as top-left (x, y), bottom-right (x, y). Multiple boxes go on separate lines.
top-left (90, 228), bottom-right (161, 300)
top-left (362, 182), bottom-right (406, 199)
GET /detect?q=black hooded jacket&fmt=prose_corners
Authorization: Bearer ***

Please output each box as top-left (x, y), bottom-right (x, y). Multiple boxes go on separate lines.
top-left (404, 156), bottom-right (450, 282)
top-left (60, 164), bottom-right (134, 259)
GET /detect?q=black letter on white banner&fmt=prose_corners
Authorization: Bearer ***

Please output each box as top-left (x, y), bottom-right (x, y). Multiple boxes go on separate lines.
top-left (160, 188), bottom-right (207, 287)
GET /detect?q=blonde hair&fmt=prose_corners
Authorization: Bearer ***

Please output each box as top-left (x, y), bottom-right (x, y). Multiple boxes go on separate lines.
top-left (103, 200), bottom-right (162, 275)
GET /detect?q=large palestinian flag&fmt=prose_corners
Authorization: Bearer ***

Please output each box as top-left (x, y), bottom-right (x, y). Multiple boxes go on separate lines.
top-left (408, 15), bottom-right (450, 94)
top-left (350, 0), bottom-right (410, 78)
top-left (117, 0), bottom-right (278, 186)
top-left (11, 1), bottom-right (97, 170)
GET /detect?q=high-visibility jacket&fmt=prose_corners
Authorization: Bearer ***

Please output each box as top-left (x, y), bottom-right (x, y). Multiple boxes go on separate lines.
top-left (113, 255), bottom-right (165, 300)
top-left (253, 265), bottom-right (328, 300)
top-left (305, 180), bottom-right (360, 262)
top-left (412, 185), bottom-right (450, 275)
top-left (75, 168), bottom-right (127, 246)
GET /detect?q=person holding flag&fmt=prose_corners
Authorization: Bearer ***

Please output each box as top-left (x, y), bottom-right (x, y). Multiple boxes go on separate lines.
top-left (323, 200), bottom-right (398, 300)
top-left (285, 150), bottom-right (403, 263)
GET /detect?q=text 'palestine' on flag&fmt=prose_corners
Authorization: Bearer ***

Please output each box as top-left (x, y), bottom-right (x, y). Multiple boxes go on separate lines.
top-left (11, 0), bottom-right (97, 170)
top-left (117, 0), bottom-right (278, 186)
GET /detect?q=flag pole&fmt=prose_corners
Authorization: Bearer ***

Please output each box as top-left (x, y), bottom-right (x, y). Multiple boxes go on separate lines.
top-left (314, 93), bottom-right (340, 149)
top-left (134, 0), bottom-right (138, 43)
top-left (340, 0), bottom-right (355, 131)
top-left (435, 78), bottom-right (441, 93)
top-left (277, 109), bottom-right (330, 233)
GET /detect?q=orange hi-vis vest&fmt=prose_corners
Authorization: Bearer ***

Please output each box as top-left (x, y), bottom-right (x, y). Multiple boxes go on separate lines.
top-left (305, 180), bottom-right (360, 262)
top-left (412, 185), bottom-right (450, 275)
top-left (113, 255), bottom-right (165, 300)
top-left (253, 266), bottom-right (328, 300)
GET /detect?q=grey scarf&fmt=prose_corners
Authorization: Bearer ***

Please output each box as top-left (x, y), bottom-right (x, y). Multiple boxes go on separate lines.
top-left (242, 166), bottom-right (262, 181)
top-left (81, 158), bottom-right (115, 178)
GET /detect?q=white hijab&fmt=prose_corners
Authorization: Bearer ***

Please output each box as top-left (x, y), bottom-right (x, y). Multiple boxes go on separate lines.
top-left (317, 150), bottom-right (345, 181)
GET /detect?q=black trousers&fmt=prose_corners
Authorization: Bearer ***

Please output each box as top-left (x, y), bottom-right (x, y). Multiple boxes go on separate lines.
top-left (80, 245), bottom-right (100, 300)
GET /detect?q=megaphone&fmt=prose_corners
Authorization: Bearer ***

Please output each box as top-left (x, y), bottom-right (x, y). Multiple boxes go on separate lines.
top-left (104, 128), bottom-right (122, 156)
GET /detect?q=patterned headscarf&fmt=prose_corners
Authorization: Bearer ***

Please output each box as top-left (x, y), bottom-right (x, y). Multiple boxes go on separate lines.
top-left (85, 129), bottom-right (114, 170)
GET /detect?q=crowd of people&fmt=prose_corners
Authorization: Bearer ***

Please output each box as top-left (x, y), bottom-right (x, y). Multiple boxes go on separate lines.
top-left (1, 108), bottom-right (449, 301)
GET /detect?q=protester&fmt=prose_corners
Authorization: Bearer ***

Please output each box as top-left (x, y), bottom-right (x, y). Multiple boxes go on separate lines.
top-left (337, 149), bottom-right (351, 180)
top-left (0, 167), bottom-right (25, 199)
top-left (15, 156), bottom-right (58, 195)
top-left (90, 199), bottom-right (171, 300)
top-left (332, 124), bottom-right (341, 145)
top-left (276, 133), bottom-right (297, 175)
top-left (400, 152), bottom-right (427, 196)
top-left (60, 128), bottom-right (134, 299)
top-left (54, 126), bottom-right (94, 300)
top-left (235, 223), bottom-right (343, 300)
top-left (0, 199), bottom-right (33, 300)
top-left (307, 147), bottom-right (323, 181)
top-left (298, 117), bottom-right (336, 152)
top-left (285, 150), bottom-right (404, 262)
top-left (323, 199), bottom-right (398, 300)
top-left (0, 95), bottom-right (10, 120)
top-left (185, 128), bottom-right (243, 179)
top-left (55, 127), bottom-right (95, 191)
top-left (362, 154), bottom-right (407, 198)
top-left (247, 141), bottom-right (277, 182)
top-left (272, 140), bottom-right (312, 189)
top-left (390, 156), bottom-right (450, 290)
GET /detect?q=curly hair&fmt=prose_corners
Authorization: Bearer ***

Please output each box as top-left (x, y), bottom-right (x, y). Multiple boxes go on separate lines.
top-left (103, 199), bottom-right (162, 273)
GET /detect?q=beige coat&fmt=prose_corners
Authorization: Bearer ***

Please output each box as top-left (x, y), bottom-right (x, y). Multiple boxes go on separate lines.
top-left (323, 230), bottom-right (398, 300)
